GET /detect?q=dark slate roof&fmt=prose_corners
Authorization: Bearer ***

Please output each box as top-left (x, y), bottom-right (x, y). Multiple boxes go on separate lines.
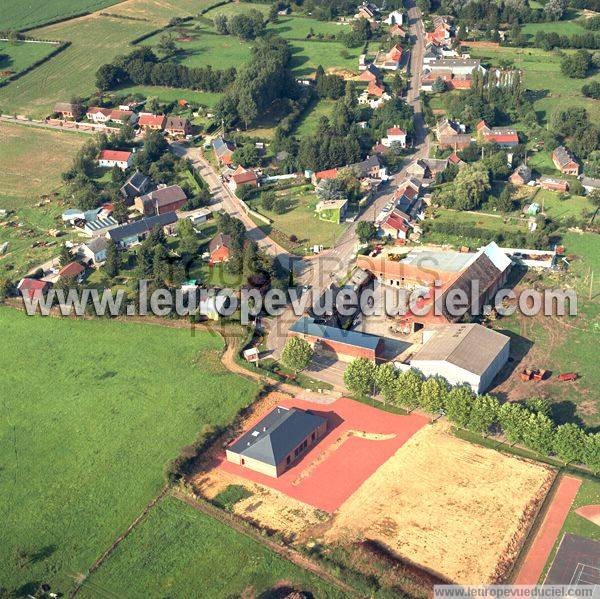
top-left (228, 406), bottom-right (325, 466)
top-left (108, 212), bottom-right (178, 242)
top-left (85, 237), bottom-right (108, 253)
top-left (348, 155), bottom-right (380, 177)
top-left (396, 195), bottom-right (423, 222)
top-left (208, 233), bottom-right (231, 253)
top-left (553, 145), bottom-right (577, 168)
top-left (290, 316), bottom-right (382, 351)
top-left (120, 171), bottom-right (153, 198)
top-left (212, 137), bottom-right (234, 157)
top-left (139, 185), bottom-right (187, 210)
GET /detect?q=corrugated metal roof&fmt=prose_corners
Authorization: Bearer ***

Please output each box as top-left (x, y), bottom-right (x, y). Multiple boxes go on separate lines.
top-left (290, 316), bottom-right (382, 351)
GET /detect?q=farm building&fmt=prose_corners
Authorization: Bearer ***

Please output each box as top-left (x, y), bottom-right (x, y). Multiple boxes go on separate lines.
top-left (552, 146), bottom-right (580, 176)
top-left (107, 212), bottom-right (178, 248)
top-left (226, 406), bottom-right (327, 478)
top-left (540, 176), bottom-right (569, 193)
top-left (509, 165), bottom-right (532, 186)
top-left (17, 278), bottom-right (51, 300)
top-left (410, 323), bottom-right (510, 393)
top-left (289, 316), bottom-right (384, 362)
top-left (164, 116), bottom-right (191, 137)
top-left (476, 120), bottom-right (519, 148)
top-left (98, 149), bottom-right (132, 170)
top-left (134, 185), bottom-right (187, 216)
top-left (58, 262), bottom-right (85, 282)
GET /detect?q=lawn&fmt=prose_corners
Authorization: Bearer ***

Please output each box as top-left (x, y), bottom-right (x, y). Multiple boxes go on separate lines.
top-left (287, 38), bottom-right (361, 76)
top-left (0, 121), bottom-right (86, 276)
top-left (0, 41), bottom-right (57, 80)
top-left (521, 19), bottom-right (588, 38)
top-left (203, 1), bottom-right (271, 19)
top-left (0, 308), bottom-right (259, 595)
top-left (116, 84), bottom-right (222, 108)
top-left (532, 189), bottom-right (594, 224)
top-left (0, 0), bottom-right (123, 30)
top-left (469, 46), bottom-right (600, 124)
top-left (247, 185), bottom-right (348, 253)
top-left (294, 98), bottom-right (336, 136)
top-left (0, 0), bottom-right (220, 118)
top-left (80, 496), bottom-right (342, 598)
top-left (270, 15), bottom-right (350, 40)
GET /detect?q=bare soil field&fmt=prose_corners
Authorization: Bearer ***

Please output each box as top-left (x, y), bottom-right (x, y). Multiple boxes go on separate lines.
top-left (194, 393), bottom-right (555, 585)
top-left (324, 423), bottom-right (555, 584)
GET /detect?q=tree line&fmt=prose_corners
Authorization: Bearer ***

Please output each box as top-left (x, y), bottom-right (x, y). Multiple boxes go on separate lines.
top-left (95, 46), bottom-right (236, 92)
top-left (342, 357), bottom-right (600, 473)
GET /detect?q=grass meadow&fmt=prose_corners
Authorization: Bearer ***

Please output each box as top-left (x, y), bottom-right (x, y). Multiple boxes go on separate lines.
top-left (0, 308), bottom-right (259, 595)
top-left (469, 46), bottom-right (600, 124)
top-left (80, 496), bottom-right (342, 598)
top-left (0, 41), bottom-right (57, 79)
top-left (0, 121), bottom-right (86, 277)
top-left (0, 0), bottom-right (122, 31)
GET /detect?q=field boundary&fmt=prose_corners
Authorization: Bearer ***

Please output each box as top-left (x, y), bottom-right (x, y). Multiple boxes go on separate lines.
top-left (173, 489), bottom-right (361, 597)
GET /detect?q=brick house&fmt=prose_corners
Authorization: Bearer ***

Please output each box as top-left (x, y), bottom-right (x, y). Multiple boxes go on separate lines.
top-left (552, 146), bottom-right (580, 176)
top-left (509, 165), bottom-right (532, 186)
top-left (138, 114), bottom-right (166, 131)
top-left (208, 233), bottom-right (231, 264)
top-left (53, 102), bottom-right (77, 120)
top-left (540, 176), bottom-right (569, 193)
top-left (164, 116), bottom-right (191, 137)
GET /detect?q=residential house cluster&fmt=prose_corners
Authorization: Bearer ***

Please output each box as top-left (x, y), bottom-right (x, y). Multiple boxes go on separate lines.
top-left (476, 120), bottom-right (519, 149)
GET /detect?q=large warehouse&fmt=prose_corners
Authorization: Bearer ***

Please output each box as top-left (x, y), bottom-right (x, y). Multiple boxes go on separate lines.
top-left (226, 406), bottom-right (327, 478)
top-left (410, 324), bottom-right (510, 393)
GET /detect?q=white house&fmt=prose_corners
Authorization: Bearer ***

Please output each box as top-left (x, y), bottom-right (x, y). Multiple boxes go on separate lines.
top-left (410, 324), bottom-right (510, 394)
top-left (98, 149), bottom-right (133, 170)
top-left (383, 10), bottom-right (403, 25)
top-left (79, 237), bottom-right (108, 265)
top-left (382, 126), bottom-right (407, 148)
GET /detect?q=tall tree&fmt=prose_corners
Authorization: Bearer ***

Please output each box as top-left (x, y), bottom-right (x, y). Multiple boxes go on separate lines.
top-left (344, 358), bottom-right (376, 397)
top-left (395, 369), bottom-right (423, 410)
top-left (281, 337), bottom-right (314, 373)
top-left (419, 376), bottom-right (449, 414)
top-left (374, 363), bottom-right (397, 404)
top-left (105, 238), bottom-right (120, 278)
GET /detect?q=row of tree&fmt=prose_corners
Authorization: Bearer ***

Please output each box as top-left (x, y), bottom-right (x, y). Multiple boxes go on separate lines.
top-left (96, 47), bottom-right (236, 92)
top-left (341, 357), bottom-right (600, 473)
top-left (534, 30), bottom-right (600, 51)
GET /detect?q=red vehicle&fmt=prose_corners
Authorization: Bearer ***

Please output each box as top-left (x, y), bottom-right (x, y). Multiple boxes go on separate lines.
top-left (557, 372), bottom-right (578, 382)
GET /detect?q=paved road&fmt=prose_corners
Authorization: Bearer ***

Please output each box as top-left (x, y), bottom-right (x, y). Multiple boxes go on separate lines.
top-left (171, 142), bottom-right (296, 270)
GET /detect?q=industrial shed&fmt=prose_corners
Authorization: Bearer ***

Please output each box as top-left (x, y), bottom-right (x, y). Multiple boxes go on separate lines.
top-left (226, 406), bottom-right (327, 478)
top-left (410, 324), bottom-right (510, 393)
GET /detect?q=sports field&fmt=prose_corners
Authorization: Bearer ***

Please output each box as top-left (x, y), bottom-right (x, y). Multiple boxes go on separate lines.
top-left (79, 496), bottom-right (343, 598)
top-left (0, 121), bottom-right (86, 276)
top-left (0, 308), bottom-right (259, 594)
top-left (1, 0), bottom-right (122, 30)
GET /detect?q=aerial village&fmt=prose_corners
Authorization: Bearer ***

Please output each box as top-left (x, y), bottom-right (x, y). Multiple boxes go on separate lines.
top-left (1, 0), bottom-right (599, 596)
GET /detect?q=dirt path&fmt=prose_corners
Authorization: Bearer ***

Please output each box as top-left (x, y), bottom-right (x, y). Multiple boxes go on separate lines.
top-left (514, 475), bottom-right (582, 584)
top-left (173, 490), bottom-right (361, 598)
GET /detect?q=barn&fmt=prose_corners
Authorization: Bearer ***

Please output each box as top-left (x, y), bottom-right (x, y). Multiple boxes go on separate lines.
top-left (226, 406), bottom-right (327, 478)
top-left (289, 316), bottom-right (384, 363)
top-left (410, 324), bottom-right (510, 393)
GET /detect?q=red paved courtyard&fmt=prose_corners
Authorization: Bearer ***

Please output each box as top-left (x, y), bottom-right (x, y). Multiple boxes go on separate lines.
top-left (219, 397), bottom-right (428, 512)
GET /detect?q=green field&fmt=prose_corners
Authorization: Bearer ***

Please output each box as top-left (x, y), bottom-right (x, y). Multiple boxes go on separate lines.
top-left (0, 41), bottom-right (57, 80)
top-left (532, 189), bottom-right (594, 223)
top-left (294, 98), bottom-right (336, 136)
top-left (203, 1), bottom-right (271, 19)
top-left (0, 308), bottom-right (259, 594)
top-left (270, 15), bottom-right (350, 39)
top-left (117, 84), bottom-right (222, 107)
top-left (0, 0), bottom-right (122, 31)
top-left (80, 496), bottom-right (341, 598)
top-left (0, 0), bottom-right (219, 118)
top-left (493, 232), bottom-right (600, 428)
top-left (469, 46), bottom-right (600, 123)
top-left (521, 19), bottom-right (588, 37)
top-left (0, 121), bottom-right (87, 276)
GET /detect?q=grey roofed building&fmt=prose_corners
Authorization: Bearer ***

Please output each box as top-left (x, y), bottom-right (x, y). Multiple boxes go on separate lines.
top-left (83, 215), bottom-right (118, 236)
top-left (107, 212), bottom-right (178, 245)
top-left (347, 154), bottom-right (381, 178)
top-left (227, 406), bottom-right (327, 476)
top-left (553, 145), bottom-right (577, 169)
top-left (581, 176), bottom-right (600, 193)
top-left (120, 170), bottom-right (153, 200)
top-left (85, 237), bottom-right (108, 253)
top-left (290, 316), bottom-right (382, 351)
top-left (212, 136), bottom-right (235, 157)
top-left (208, 232), bottom-right (231, 253)
top-left (410, 323), bottom-right (510, 393)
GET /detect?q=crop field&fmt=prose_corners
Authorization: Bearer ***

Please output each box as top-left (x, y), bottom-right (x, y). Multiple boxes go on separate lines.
top-left (0, 41), bottom-right (57, 79)
top-left (203, 1), bottom-right (271, 19)
top-left (80, 495), bottom-right (342, 598)
top-left (491, 232), bottom-right (600, 428)
top-left (0, 121), bottom-right (86, 276)
top-left (0, 0), bottom-right (122, 31)
top-left (0, 308), bottom-right (259, 594)
top-left (469, 46), bottom-right (600, 123)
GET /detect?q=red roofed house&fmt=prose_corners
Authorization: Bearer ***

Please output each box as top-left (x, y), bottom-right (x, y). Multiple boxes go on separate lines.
top-left (389, 24), bottom-right (407, 38)
top-left (359, 64), bottom-right (381, 83)
top-left (367, 81), bottom-right (386, 97)
top-left (58, 262), bottom-right (85, 282)
top-left (311, 168), bottom-right (338, 186)
top-left (381, 210), bottom-right (411, 240)
top-left (138, 114), bottom-right (166, 131)
top-left (382, 125), bottom-right (407, 148)
top-left (17, 278), bottom-right (51, 300)
top-left (228, 167), bottom-right (258, 191)
top-left (476, 120), bottom-right (519, 148)
top-left (448, 152), bottom-right (466, 167)
top-left (98, 149), bottom-right (133, 170)
top-left (374, 44), bottom-right (403, 71)
top-left (209, 233), bottom-right (231, 265)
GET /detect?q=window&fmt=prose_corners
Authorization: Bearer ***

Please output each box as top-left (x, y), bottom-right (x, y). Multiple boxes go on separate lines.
top-left (241, 458), bottom-right (245, 465)
top-left (287, 456), bottom-right (291, 464)
top-left (311, 432), bottom-right (315, 441)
